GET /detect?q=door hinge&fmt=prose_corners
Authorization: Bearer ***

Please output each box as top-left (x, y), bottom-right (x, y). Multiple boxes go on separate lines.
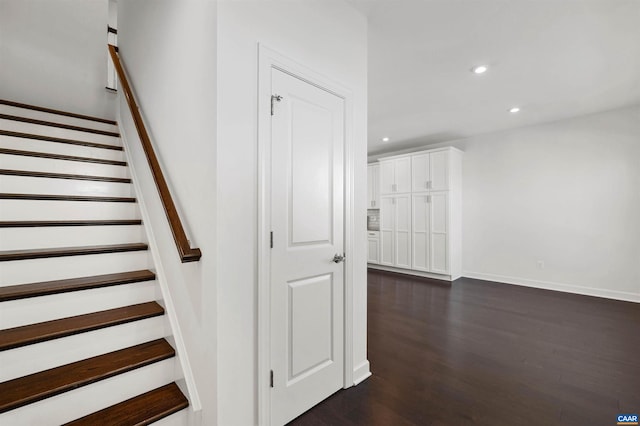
top-left (271, 95), bottom-right (282, 116)
top-left (270, 231), bottom-right (273, 248)
top-left (270, 370), bottom-right (274, 388)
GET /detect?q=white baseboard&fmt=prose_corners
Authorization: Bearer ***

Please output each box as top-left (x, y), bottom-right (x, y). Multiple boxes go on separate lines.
top-left (352, 360), bottom-right (371, 385)
top-left (463, 271), bottom-right (640, 303)
top-left (367, 264), bottom-right (452, 282)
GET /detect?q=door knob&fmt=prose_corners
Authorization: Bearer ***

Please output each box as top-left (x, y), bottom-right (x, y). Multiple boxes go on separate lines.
top-left (332, 253), bottom-right (345, 263)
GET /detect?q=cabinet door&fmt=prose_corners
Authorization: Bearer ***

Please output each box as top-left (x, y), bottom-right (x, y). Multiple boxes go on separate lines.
top-left (430, 150), bottom-right (449, 191)
top-left (379, 197), bottom-right (395, 266)
top-left (367, 165), bottom-right (375, 208)
top-left (367, 237), bottom-right (380, 263)
top-left (411, 194), bottom-right (430, 271)
top-left (395, 157), bottom-right (412, 193)
top-left (430, 192), bottom-right (449, 274)
top-left (379, 161), bottom-right (395, 195)
top-left (411, 154), bottom-right (430, 192)
top-left (370, 164), bottom-right (379, 208)
top-left (394, 194), bottom-right (411, 269)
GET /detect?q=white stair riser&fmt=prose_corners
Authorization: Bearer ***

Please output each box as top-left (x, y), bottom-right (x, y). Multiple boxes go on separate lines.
top-left (0, 316), bottom-right (166, 382)
top-left (0, 154), bottom-right (129, 178)
top-left (1, 280), bottom-right (157, 328)
top-left (0, 358), bottom-right (175, 426)
top-left (0, 225), bottom-right (145, 250)
top-left (0, 134), bottom-right (125, 161)
top-left (0, 199), bottom-right (140, 221)
top-left (0, 118), bottom-right (120, 146)
top-left (0, 175), bottom-right (134, 197)
top-left (0, 104), bottom-right (119, 133)
top-left (154, 408), bottom-right (190, 426)
top-left (0, 251), bottom-right (151, 286)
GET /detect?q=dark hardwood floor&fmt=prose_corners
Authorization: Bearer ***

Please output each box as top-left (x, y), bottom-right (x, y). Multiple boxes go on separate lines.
top-left (290, 269), bottom-right (640, 426)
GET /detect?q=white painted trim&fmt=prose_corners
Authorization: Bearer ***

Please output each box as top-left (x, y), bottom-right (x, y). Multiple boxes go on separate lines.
top-left (463, 271), bottom-right (640, 303)
top-left (352, 360), bottom-right (372, 385)
top-left (257, 44), bottom-right (357, 426)
top-left (368, 264), bottom-right (454, 282)
top-left (117, 107), bottom-right (202, 412)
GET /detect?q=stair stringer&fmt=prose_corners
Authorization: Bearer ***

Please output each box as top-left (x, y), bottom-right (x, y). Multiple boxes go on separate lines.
top-left (116, 109), bottom-right (203, 422)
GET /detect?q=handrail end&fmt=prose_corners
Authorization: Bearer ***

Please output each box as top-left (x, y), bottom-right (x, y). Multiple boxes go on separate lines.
top-left (181, 248), bottom-right (202, 263)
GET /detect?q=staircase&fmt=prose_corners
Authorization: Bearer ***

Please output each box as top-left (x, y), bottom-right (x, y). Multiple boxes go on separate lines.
top-left (0, 100), bottom-right (190, 425)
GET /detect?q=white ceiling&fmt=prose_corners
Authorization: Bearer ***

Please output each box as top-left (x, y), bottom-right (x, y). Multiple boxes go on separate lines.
top-left (348, 0), bottom-right (640, 155)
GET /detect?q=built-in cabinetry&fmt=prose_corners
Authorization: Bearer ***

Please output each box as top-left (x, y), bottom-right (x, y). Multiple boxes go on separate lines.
top-left (369, 147), bottom-right (462, 281)
top-left (367, 164), bottom-right (380, 209)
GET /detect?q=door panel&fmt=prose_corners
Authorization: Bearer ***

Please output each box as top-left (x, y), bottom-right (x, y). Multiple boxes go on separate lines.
top-left (430, 192), bottom-right (448, 274)
top-left (379, 161), bottom-right (394, 195)
top-left (412, 194), bottom-right (429, 271)
top-left (289, 274), bottom-right (333, 379)
top-left (411, 154), bottom-right (430, 192)
top-left (395, 157), bottom-right (412, 193)
top-left (290, 100), bottom-right (333, 246)
top-left (430, 151), bottom-right (449, 191)
top-left (270, 68), bottom-right (345, 426)
top-left (367, 238), bottom-right (380, 263)
top-left (379, 197), bottom-right (395, 266)
top-left (395, 195), bottom-right (411, 268)
top-left (367, 165), bottom-right (374, 208)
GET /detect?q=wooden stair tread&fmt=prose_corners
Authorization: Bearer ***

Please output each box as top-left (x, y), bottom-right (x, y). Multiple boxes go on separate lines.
top-left (0, 243), bottom-right (148, 262)
top-left (0, 100), bottom-right (117, 126)
top-left (0, 302), bottom-right (164, 351)
top-left (64, 382), bottom-right (188, 426)
top-left (0, 147), bottom-right (126, 166)
top-left (0, 113), bottom-right (120, 137)
top-left (0, 220), bottom-right (142, 228)
top-left (0, 129), bottom-right (122, 151)
top-left (0, 270), bottom-right (155, 302)
top-left (0, 339), bottom-right (175, 414)
top-left (0, 169), bottom-right (131, 183)
top-left (0, 193), bottom-right (136, 202)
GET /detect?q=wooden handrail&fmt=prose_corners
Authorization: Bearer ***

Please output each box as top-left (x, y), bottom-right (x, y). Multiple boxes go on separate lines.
top-left (108, 45), bottom-right (202, 263)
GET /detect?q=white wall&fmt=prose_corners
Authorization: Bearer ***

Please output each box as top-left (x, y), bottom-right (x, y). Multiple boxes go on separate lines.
top-left (117, 0), bottom-right (218, 423)
top-left (217, 1), bottom-right (368, 424)
top-left (0, 0), bottom-right (116, 119)
top-left (459, 106), bottom-right (640, 302)
top-left (371, 106), bottom-right (640, 302)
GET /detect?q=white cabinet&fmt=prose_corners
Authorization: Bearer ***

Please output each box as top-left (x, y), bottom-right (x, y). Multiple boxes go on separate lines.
top-left (412, 192), bottom-right (449, 274)
top-left (379, 156), bottom-right (411, 195)
top-left (367, 231), bottom-right (380, 264)
top-left (380, 194), bottom-right (411, 269)
top-left (411, 150), bottom-right (449, 192)
top-left (367, 164), bottom-right (380, 209)
top-left (372, 147), bottom-right (462, 281)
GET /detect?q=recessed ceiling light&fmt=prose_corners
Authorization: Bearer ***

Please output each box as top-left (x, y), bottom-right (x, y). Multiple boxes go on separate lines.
top-left (509, 107), bottom-right (521, 113)
top-left (382, 137), bottom-right (390, 142)
top-left (472, 65), bottom-right (488, 74)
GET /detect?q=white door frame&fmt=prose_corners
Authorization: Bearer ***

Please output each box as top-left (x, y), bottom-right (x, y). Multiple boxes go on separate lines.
top-left (257, 44), bottom-right (355, 425)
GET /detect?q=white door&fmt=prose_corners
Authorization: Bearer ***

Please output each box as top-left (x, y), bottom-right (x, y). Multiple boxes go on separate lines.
top-left (394, 157), bottom-right (412, 193)
top-left (379, 196), bottom-right (395, 266)
top-left (371, 164), bottom-right (379, 208)
top-left (430, 151), bottom-right (449, 191)
top-left (367, 164), bottom-right (380, 208)
top-left (379, 160), bottom-right (395, 195)
top-left (367, 234), bottom-right (380, 264)
top-left (394, 194), bottom-right (411, 268)
top-left (430, 192), bottom-right (449, 274)
top-left (411, 153), bottom-right (430, 192)
top-left (270, 68), bottom-right (345, 426)
top-left (411, 193), bottom-right (430, 271)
